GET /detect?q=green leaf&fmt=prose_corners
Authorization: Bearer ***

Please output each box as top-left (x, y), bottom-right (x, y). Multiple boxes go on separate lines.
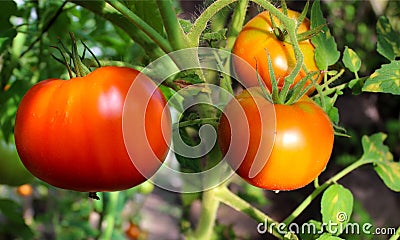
top-left (342, 47), bottom-right (361, 73)
top-left (314, 96), bottom-right (339, 125)
top-left (317, 233), bottom-right (344, 240)
top-left (0, 199), bottom-right (34, 239)
top-left (374, 161), bottom-right (400, 192)
top-left (0, 80), bottom-right (32, 140)
top-left (124, 0), bottom-right (164, 35)
top-left (179, 18), bottom-right (193, 34)
top-left (310, 0), bottom-right (340, 70)
top-left (360, 133), bottom-right (399, 191)
top-left (376, 16), bottom-right (400, 61)
top-left (202, 28), bottom-right (227, 42)
top-left (0, 0), bottom-right (17, 53)
top-left (348, 77), bottom-right (368, 95)
top-left (321, 184), bottom-right (353, 236)
top-left (176, 71), bottom-right (204, 84)
top-left (360, 133), bottom-right (393, 164)
top-left (362, 60), bottom-right (400, 95)
top-left (159, 85), bottom-right (184, 112)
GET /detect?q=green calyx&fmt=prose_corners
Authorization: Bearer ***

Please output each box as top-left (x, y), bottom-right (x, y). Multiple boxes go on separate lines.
top-left (270, 1), bottom-right (324, 45)
top-left (50, 32), bottom-right (96, 79)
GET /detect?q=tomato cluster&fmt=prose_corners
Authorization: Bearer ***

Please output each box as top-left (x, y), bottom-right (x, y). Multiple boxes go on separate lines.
top-left (14, 66), bottom-right (171, 192)
top-left (219, 9), bottom-right (334, 191)
top-left (218, 88), bottom-right (334, 190)
top-left (12, 7), bottom-right (332, 194)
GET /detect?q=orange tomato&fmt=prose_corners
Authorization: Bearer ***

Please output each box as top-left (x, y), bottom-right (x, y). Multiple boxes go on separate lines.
top-left (218, 88), bottom-right (334, 190)
top-left (232, 9), bottom-right (322, 94)
top-left (16, 184), bottom-right (33, 197)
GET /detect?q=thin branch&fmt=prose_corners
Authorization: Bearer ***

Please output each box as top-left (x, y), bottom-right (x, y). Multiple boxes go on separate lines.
top-left (20, 0), bottom-right (68, 57)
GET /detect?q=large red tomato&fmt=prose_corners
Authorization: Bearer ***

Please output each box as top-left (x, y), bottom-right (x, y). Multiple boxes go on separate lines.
top-left (218, 88), bottom-right (333, 190)
top-left (232, 9), bottom-right (322, 94)
top-left (14, 66), bottom-right (171, 192)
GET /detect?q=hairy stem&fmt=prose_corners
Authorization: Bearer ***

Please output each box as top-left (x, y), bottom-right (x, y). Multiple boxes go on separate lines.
top-left (71, 0), bottom-right (166, 59)
top-left (190, 189), bottom-right (221, 240)
top-left (250, 0), bottom-right (304, 103)
top-left (156, 0), bottom-right (189, 50)
top-left (105, 0), bottom-right (172, 53)
top-left (226, 0), bottom-right (249, 50)
top-left (214, 186), bottom-right (286, 239)
top-left (187, 0), bottom-right (237, 47)
top-left (99, 192), bottom-right (120, 240)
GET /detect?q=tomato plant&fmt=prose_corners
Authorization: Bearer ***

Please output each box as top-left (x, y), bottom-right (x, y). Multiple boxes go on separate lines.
top-left (0, 133), bottom-right (34, 186)
top-left (0, 0), bottom-right (399, 239)
top-left (218, 88), bottom-right (334, 190)
top-left (14, 66), bottom-right (171, 192)
top-left (232, 9), bottom-right (322, 93)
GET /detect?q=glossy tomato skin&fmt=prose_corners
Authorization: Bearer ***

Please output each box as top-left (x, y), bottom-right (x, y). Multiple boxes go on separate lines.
top-left (15, 66), bottom-right (171, 192)
top-left (0, 134), bottom-right (34, 186)
top-left (218, 88), bottom-right (334, 190)
top-left (232, 10), bottom-right (322, 94)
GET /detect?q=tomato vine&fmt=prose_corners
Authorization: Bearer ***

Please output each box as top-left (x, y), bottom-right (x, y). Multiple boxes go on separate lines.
top-left (1, 0), bottom-right (399, 239)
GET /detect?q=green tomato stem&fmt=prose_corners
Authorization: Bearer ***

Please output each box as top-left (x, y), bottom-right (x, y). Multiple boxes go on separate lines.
top-left (82, 59), bottom-right (143, 70)
top-left (105, 0), bottom-right (173, 54)
top-left (211, 49), bottom-right (234, 97)
top-left (283, 158), bottom-right (375, 225)
top-left (187, 0), bottom-right (237, 47)
top-left (354, 71), bottom-right (359, 80)
top-left (175, 117), bottom-right (220, 129)
top-left (189, 188), bottom-right (221, 240)
top-left (71, 0), bottom-right (166, 60)
top-left (69, 32), bottom-right (91, 77)
top-left (226, 0), bottom-right (249, 50)
top-left (279, 30), bottom-right (303, 102)
top-left (214, 186), bottom-right (286, 239)
top-left (320, 68), bottom-right (345, 89)
top-left (98, 192), bottom-right (120, 240)
top-left (156, 0), bottom-right (189, 50)
top-left (250, 0), bottom-right (304, 104)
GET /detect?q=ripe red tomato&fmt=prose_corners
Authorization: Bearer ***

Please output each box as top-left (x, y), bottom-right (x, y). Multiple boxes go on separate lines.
top-left (218, 88), bottom-right (334, 190)
top-left (15, 66), bottom-right (171, 192)
top-left (232, 9), bottom-right (322, 94)
top-left (0, 134), bottom-right (34, 186)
